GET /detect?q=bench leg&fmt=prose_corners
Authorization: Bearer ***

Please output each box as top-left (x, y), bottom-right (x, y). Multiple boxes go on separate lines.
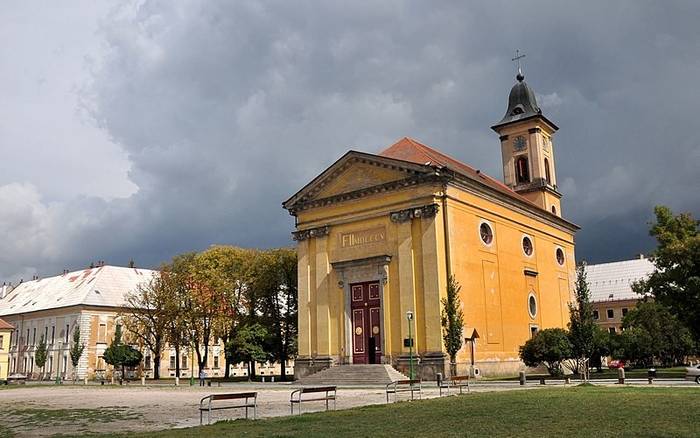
top-left (245, 406), bottom-right (248, 419)
top-left (200, 409), bottom-right (203, 426)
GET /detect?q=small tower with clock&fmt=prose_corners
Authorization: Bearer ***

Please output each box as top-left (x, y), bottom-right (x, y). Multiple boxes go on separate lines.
top-left (491, 63), bottom-right (562, 216)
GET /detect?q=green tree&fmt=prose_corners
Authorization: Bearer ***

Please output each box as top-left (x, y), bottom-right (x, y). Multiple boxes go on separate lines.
top-left (225, 323), bottom-right (269, 379)
top-left (567, 264), bottom-right (596, 376)
top-left (590, 326), bottom-right (612, 372)
top-left (69, 326), bottom-right (85, 382)
top-left (619, 301), bottom-right (694, 366)
top-left (635, 206), bottom-right (700, 344)
top-left (120, 276), bottom-right (170, 379)
top-left (441, 275), bottom-right (464, 375)
top-left (519, 328), bottom-right (573, 377)
top-left (34, 335), bottom-right (48, 379)
top-left (104, 324), bottom-right (143, 383)
top-left (256, 248), bottom-right (298, 381)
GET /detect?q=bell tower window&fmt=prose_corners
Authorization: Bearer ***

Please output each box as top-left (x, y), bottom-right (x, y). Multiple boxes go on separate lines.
top-left (544, 158), bottom-right (551, 184)
top-left (515, 156), bottom-right (530, 184)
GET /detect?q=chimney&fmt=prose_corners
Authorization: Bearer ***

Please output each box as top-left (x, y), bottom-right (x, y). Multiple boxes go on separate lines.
top-left (638, 254), bottom-right (645, 259)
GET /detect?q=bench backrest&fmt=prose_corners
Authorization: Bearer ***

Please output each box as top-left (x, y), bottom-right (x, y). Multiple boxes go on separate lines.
top-left (300, 386), bottom-right (336, 394)
top-left (451, 375), bottom-right (470, 382)
top-left (395, 379), bottom-right (421, 385)
top-left (210, 392), bottom-right (257, 401)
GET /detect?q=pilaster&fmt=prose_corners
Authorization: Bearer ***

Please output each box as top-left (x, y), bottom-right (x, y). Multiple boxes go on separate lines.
top-left (296, 239), bottom-right (311, 358)
top-left (396, 220), bottom-right (416, 354)
top-left (315, 235), bottom-right (331, 357)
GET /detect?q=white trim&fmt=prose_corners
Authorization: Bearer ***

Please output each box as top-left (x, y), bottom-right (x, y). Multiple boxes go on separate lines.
top-left (527, 293), bottom-right (538, 319)
top-left (555, 246), bottom-right (565, 266)
top-left (478, 220), bottom-right (495, 247)
top-left (521, 234), bottom-right (534, 257)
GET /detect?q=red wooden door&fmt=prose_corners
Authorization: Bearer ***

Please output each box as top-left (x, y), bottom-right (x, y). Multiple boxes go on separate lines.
top-left (350, 281), bottom-right (382, 364)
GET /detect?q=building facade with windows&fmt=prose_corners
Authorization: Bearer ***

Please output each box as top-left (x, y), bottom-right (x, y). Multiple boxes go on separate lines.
top-left (0, 265), bottom-right (294, 380)
top-left (585, 255), bottom-right (655, 333)
top-left (284, 71), bottom-right (579, 379)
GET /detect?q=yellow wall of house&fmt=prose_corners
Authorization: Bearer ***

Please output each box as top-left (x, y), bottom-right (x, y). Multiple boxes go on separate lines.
top-left (294, 172), bottom-right (576, 375)
top-left (0, 327), bottom-right (12, 380)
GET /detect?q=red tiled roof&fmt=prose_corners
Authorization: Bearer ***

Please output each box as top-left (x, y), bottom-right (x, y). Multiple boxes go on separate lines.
top-left (379, 137), bottom-right (541, 209)
top-left (0, 318), bottom-right (14, 330)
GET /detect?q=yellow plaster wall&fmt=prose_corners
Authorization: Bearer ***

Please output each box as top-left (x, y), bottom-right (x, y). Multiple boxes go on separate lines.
top-left (295, 173), bottom-right (576, 373)
top-left (0, 327), bottom-right (12, 380)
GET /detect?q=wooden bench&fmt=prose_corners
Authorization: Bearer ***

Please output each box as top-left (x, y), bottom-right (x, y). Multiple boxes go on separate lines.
top-left (290, 386), bottom-right (337, 415)
top-left (199, 392), bottom-right (257, 425)
top-left (438, 375), bottom-right (470, 396)
top-left (385, 379), bottom-right (422, 403)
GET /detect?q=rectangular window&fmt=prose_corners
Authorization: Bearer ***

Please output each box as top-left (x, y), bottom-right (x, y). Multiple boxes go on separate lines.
top-left (62, 356), bottom-right (67, 373)
top-left (593, 310), bottom-right (599, 320)
top-left (145, 355), bottom-right (151, 369)
top-left (182, 355), bottom-right (188, 370)
top-left (65, 324), bottom-right (70, 343)
top-left (622, 308), bottom-right (628, 317)
top-left (609, 327), bottom-right (617, 334)
top-left (0, 335), bottom-right (4, 350)
top-left (26, 329), bottom-right (29, 345)
top-left (98, 324), bottom-right (107, 343)
top-left (30, 357), bottom-right (34, 372)
top-left (32, 327), bottom-right (36, 345)
top-left (607, 309), bottom-right (614, 319)
top-left (48, 356), bottom-right (53, 374)
top-left (44, 326), bottom-right (48, 343)
top-left (97, 356), bottom-right (105, 370)
top-left (530, 325), bottom-right (539, 338)
top-left (169, 356), bottom-right (176, 369)
top-left (51, 326), bottom-right (55, 344)
top-left (213, 355), bottom-right (219, 369)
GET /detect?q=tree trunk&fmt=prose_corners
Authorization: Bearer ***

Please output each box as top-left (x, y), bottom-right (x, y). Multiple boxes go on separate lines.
top-left (175, 345), bottom-right (181, 378)
top-left (280, 352), bottom-right (287, 382)
top-left (153, 337), bottom-right (162, 380)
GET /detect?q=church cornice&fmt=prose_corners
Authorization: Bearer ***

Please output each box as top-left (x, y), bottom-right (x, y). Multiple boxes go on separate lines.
top-left (286, 172), bottom-right (442, 215)
top-left (443, 169), bottom-right (579, 233)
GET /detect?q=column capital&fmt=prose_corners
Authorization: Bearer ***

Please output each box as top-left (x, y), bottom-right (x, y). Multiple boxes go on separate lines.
top-left (292, 225), bottom-right (330, 241)
top-left (389, 204), bottom-right (439, 223)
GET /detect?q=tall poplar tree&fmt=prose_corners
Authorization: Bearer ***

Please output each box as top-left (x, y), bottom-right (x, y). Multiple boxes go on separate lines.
top-left (34, 335), bottom-right (48, 380)
top-left (441, 275), bottom-right (464, 375)
top-left (568, 263), bottom-right (596, 377)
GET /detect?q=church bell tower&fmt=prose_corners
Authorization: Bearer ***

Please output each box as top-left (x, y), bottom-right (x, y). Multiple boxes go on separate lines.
top-left (491, 56), bottom-right (562, 216)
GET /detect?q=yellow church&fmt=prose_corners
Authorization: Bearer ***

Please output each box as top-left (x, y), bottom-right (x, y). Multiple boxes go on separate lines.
top-left (283, 70), bottom-right (578, 379)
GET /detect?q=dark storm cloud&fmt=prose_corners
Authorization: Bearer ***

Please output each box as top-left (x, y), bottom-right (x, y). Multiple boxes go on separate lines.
top-left (2, 0), bottom-right (699, 280)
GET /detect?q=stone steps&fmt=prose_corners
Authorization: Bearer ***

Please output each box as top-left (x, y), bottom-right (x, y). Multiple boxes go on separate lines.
top-left (296, 364), bottom-right (409, 386)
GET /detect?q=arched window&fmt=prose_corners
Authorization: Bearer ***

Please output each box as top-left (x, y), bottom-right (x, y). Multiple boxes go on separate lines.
top-left (551, 205), bottom-right (557, 215)
top-left (515, 156), bottom-right (530, 184)
top-left (544, 158), bottom-right (551, 184)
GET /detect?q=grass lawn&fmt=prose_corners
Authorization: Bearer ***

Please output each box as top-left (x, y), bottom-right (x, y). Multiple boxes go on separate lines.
top-left (100, 386), bottom-right (699, 438)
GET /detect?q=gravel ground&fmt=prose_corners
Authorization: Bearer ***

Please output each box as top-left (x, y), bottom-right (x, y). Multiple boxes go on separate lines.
top-left (1, 379), bottom-right (694, 436)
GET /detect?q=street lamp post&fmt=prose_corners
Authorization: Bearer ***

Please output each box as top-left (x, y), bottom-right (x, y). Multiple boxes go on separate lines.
top-left (406, 311), bottom-right (414, 380)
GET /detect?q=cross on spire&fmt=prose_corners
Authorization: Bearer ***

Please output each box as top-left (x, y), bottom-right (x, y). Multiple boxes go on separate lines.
top-left (512, 49), bottom-right (526, 81)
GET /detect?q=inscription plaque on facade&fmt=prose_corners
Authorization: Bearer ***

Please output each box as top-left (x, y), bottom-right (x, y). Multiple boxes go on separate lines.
top-left (340, 227), bottom-right (386, 248)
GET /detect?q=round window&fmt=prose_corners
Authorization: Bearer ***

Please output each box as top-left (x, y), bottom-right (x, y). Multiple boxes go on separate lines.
top-left (522, 236), bottom-right (533, 256)
top-left (480, 222), bottom-right (493, 245)
top-left (556, 247), bottom-right (565, 265)
top-left (528, 294), bottom-right (537, 318)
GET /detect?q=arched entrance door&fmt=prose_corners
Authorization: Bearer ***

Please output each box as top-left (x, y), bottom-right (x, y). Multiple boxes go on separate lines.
top-left (350, 281), bottom-right (382, 364)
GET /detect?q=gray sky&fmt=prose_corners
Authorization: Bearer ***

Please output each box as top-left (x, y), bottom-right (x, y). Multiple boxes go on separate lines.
top-left (1, 1), bottom-right (699, 281)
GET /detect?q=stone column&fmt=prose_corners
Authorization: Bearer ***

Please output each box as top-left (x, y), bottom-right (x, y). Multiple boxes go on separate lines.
top-left (295, 239), bottom-right (312, 374)
top-left (420, 208), bottom-right (449, 379)
top-left (315, 235), bottom-right (332, 360)
top-left (396, 220), bottom-right (416, 352)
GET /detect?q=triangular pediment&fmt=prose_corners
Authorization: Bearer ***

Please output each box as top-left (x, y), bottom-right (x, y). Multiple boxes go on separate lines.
top-left (283, 151), bottom-right (433, 212)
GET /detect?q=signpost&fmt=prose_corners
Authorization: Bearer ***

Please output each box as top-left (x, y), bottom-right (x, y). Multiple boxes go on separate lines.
top-left (406, 311), bottom-right (414, 379)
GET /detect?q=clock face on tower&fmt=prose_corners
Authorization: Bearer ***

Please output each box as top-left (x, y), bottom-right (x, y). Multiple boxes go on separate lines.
top-left (513, 136), bottom-right (526, 151)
